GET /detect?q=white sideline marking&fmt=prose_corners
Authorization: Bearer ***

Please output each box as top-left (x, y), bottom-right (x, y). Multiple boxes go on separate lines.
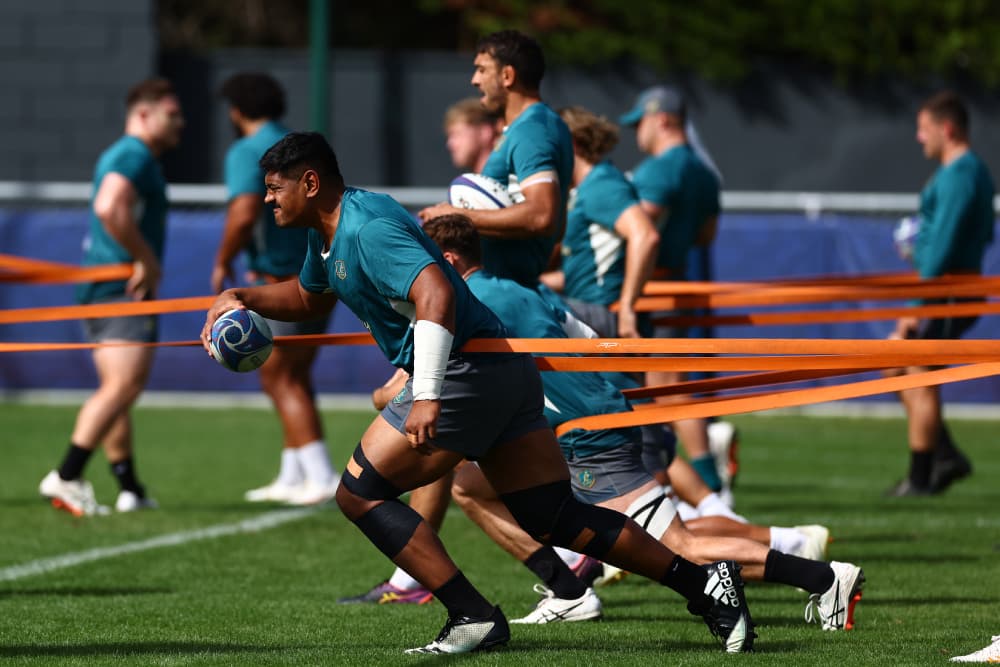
top-left (0, 508), bottom-right (318, 583)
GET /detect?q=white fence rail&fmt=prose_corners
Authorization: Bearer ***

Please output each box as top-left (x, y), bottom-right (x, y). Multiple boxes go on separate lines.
top-left (4, 180), bottom-right (999, 217)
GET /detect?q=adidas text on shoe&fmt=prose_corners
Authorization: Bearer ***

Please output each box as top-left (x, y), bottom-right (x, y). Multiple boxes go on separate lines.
top-left (950, 634), bottom-right (1000, 663)
top-left (38, 470), bottom-right (110, 517)
top-left (337, 580), bottom-right (433, 605)
top-left (805, 561), bottom-right (865, 631)
top-left (510, 585), bottom-right (602, 624)
top-left (693, 560), bottom-right (756, 653)
top-left (405, 606), bottom-right (509, 654)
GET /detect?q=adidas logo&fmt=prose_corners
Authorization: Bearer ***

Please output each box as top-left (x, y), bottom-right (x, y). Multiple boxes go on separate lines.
top-left (705, 562), bottom-right (740, 607)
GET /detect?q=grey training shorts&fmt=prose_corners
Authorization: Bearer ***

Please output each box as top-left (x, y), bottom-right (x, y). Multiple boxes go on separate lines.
top-left (381, 353), bottom-right (549, 460)
top-left (567, 441), bottom-right (655, 504)
top-left (82, 295), bottom-right (157, 343)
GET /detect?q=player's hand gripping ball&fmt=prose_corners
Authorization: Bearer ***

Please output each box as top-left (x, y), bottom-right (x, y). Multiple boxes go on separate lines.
top-left (209, 308), bottom-right (273, 372)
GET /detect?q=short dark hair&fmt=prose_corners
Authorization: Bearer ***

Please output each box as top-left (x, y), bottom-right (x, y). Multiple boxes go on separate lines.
top-left (920, 90), bottom-right (969, 139)
top-left (125, 78), bottom-right (175, 111)
top-left (422, 214), bottom-right (482, 265)
top-left (259, 132), bottom-right (344, 187)
top-left (476, 30), bottom-right (545, 91)
top-left (220, 72), bottom-right (286, 120)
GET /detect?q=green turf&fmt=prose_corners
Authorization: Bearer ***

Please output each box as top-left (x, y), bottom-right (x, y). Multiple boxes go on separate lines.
top-left (1, 404), bottom-right (997, 665)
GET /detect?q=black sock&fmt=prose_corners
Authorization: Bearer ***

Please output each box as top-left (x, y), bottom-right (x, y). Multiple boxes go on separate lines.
top-left (523, 547), bottom-right (588, 600)
top-left (432, 572), bottom-right (494, 620)
top-left (110, 458), bottom-right (145, 497)
top-left (660, 555), bottom-right (709, 610)
top-left (909, 451), bottom-right (933, 488)
top-left (935, 425), bottom-right (959, 459)
top-left (763, 549), bottom-right (834, 594)
top-left (58, 443), bottom-right (94, 481)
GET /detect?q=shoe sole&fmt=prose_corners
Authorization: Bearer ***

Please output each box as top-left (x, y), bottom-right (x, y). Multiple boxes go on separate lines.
top-left (837, 569), bottom-right (865, 631)
top-left (51, 497), bottom-right (84, 517)
top-left (510, 610), bottom-right (603, 624)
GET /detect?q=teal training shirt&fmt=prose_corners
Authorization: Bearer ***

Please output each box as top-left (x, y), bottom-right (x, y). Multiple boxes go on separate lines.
top-left (562, 160), bottom-right (639, 306)
top-left (298, 188), bottom-right (507, 371)
top-left (77, 135), bottom-right (167, 303)
top-left (466, 270), bottom-right (636, 459)
top-left (915, 150), bottom-right (995, 279)
top-left (630, 144), bottom-right (720, 275)
top-left (224, 120), bottom-right (308, 277)
top-left (480, 102), bottom-right (574, 287)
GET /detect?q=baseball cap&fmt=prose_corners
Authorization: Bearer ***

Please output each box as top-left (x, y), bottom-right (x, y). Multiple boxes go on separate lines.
top-left (619, 85), bottom-right (686, 126)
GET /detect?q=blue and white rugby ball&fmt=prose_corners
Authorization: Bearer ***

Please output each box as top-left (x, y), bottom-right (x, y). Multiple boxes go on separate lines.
top-left (209, 308), bottom-right (273, 373)
top-left (449, 173), bottom-right (514, 210)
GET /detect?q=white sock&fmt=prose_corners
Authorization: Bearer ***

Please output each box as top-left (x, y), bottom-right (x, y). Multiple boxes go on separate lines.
top-left (770, 526), bottom-right (806, 554)
top-left (676, 500), bottom-right (699, 522)
top-left (696, 492), bottom-right (748, 523)
top-left (388, 567), bottom-right (422, 591)
top-left (296, 441), bottom-right (338, 485)
top-left (553, 546), bottom-right (583, 569)
top-left (277, 448), bottom-right (304, 486)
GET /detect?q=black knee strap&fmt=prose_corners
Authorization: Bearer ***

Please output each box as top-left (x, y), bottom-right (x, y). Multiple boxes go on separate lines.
top-left (354, 499), bottom-right (422, 559)
top-left (501, 480), bottom-right (626, 560)
top-left (341, 443), bottom-right (402, 501)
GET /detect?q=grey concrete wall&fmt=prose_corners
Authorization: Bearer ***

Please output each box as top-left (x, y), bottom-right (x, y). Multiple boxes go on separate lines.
top-left (0, 0), bottom-right (156, 181)
top-left (4, 3), bottom-right (999, 195)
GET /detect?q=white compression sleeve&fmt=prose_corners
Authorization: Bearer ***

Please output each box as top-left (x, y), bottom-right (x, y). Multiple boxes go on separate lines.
top-left (411, 319), bottom-right (453, 401)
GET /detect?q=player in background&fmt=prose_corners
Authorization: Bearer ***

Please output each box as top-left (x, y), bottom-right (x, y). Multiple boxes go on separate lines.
top-left (213, 72), bottom-right (340, 505)
top-left (619, 85), bottom-right (735, 499)
top-left (426, 214), bottom-right (861, 631)
top-left (418, 29), bottom-right (573, 290)
top-left (202, 132), bottom-right (755, 654)
top-left (443, 97), bottom-right (502, 174)
top-left (884, 91), bottom-right (994, 496)
top-left (39, 79), bottom-right (184, 515)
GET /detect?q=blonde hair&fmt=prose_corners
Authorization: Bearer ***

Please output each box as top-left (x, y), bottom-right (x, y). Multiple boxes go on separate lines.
top-left (559, 106), bottom-right (619, 164)
top-left (443, 98), bottom-right (500, 132)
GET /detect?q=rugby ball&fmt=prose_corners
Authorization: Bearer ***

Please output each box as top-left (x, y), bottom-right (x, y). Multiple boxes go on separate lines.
top-left (449, 173), bottom-right (514, 210)
top-left (893, 215), bottom-right (921, 261)
top-left (209, 308), bottom-right (273, 373)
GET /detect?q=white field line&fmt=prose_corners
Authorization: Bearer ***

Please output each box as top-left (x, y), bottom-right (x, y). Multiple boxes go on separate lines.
top-left (0, 507), bottom-right (318, 583)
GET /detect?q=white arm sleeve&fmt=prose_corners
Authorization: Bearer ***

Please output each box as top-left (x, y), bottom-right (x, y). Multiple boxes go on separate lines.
top-left (411, 319), bottom-right (454, 401)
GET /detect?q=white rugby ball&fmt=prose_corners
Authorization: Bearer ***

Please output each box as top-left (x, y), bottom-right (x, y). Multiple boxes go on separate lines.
top-left (449, 173), bottom-right (514, 210)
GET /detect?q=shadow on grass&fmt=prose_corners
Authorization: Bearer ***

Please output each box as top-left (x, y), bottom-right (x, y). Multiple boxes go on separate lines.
top-left (0, 642), bottom-right (297, 659)
top-left (0, 586), bottom-right (172, 598)
top-left (861, 595), bottom-right (999, 606)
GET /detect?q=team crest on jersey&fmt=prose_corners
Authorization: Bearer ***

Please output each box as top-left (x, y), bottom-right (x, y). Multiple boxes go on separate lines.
top-left (577, 470), bottom-right (596, 489)
top-left (334, 259), bottom-right (347, 280)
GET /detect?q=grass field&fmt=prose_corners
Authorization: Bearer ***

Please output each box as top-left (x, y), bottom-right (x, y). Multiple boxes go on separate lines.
top-left (1, 403), bottom-right (998, 665)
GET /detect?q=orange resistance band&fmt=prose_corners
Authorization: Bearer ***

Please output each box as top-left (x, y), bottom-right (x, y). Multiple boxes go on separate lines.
top-left (650, 299), bottom-right (1000, 328)
top-left (555, 362), bottom-right (1000, 436)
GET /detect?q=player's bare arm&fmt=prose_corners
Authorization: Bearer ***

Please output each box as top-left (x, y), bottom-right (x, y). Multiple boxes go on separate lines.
top-left (405, 263), bottom-right (457, 452)
top-left (211, 193), bottom-right (261, 293)
top-left (418, 171), bottom-right (560, 239)
top-left (201, 280), bottom-right (335, 354)
top-left (614, 204), bottom-right (660, 337)
top-left (93, 172), bottom-right (161, 300)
